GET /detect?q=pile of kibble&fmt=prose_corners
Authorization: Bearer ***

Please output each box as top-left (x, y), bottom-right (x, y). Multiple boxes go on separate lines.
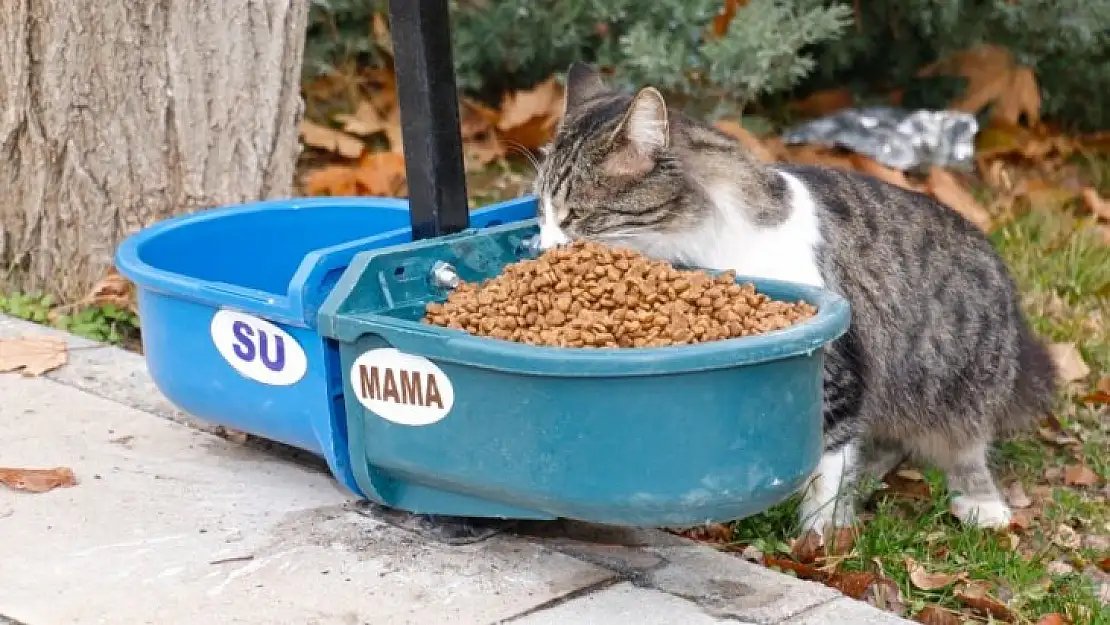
top-left (422, 240), bottom-right (817, 348)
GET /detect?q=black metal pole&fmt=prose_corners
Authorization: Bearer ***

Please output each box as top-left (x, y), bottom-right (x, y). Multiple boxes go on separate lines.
top-left (388, 0), bottom-right (470, 240)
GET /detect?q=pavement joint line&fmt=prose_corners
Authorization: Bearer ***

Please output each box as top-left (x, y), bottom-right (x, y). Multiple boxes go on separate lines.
top-left (493, 576), bottom-right (626, 624)
top-left (765, 595), bottom-right (840, 623)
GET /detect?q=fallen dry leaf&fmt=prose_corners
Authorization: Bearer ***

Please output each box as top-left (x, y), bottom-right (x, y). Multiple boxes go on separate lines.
top-left (1083, 380), bottom-right (1110, 405)
top-left (334, 100), bottom-right (390, 137)
top-left (1064, 464), bottom-right (1100, 487)
top-left (1082, 188), bottom-right (1110, 222)
top-left (954, 581), bottom-right (1017, 622)
top-left (679, 522), bottom-right (733, 543)
top-left (298, 120), bottom-right (365, 159)
top-left (1004, 481), bottom-right (1033, 509)
top-left (1047, 343), bottom-right (1090, 383)
top-left (763, 554), bottom-right (874, 599)
top-left (763, 554), bottom-right (823, 580)
top-left (710, 0), bottom-right (749, 37)
top-left (303, 151), bottom-right (408, 197)
top-left (914, 605), bottom-right (963, 625)
top-left (371, 13), bottom-right (393, 56)
top-left (920, 44), bottom-right (1040, 126)
top-left (1045, 560), bottom-right (1075, 576)
top-left (826, 571), bottom-right (876, 600)
top-left (1038, 426), bottom-right (1081, 447)
top-left (715, 120), bottom-right (776, 163)
top-left (1053, 524), bottom-right (1082, 550)
top-left (863, 577), bottom-right (908, 616)
top-left (303, 165), bottom-right (359, 196)
top-left (0, 466), bottom-right (77, 493)
top-left (460, 98), bottom-right (500, 139)
top-left (1009, 508), bottom-right (1036, 531)
top-left (975, 121), bottom-right (1074, 163)
top-left (788, 87), bottom-right (855, 119)
top-left (906, 557), bottom-right (966, 590)
top-left (850, 154), bottom-right (919, 192)
top-left (82, 267), bottom-right (137, 313)
top-left (792, 529), bottom-right (824, 564)
top-left (1022, 182), bottom-right (1079, 214)
top-left (992, 67), bottom-right (1041, 128)
top-left (1035, 614), bottom-right (1069, 625)
top-left (739, 544), bottom-right (763, 562)
top-left (883, 470), bottom-right (933, 501)
top-left (354, 151), bottom-right (408, 196)
top-left (825, 527), bottom-right (857, 556)
top-left (464, 132), bottom-right (508, 169)
top-left (896, 468), bottom-right (925, 481)
top-left (0, 336), bottom-right (68, 376)
top-left (497, 77), bottom-right (564, 151)
top-left (927, 168), bottom-right (993, 231)
top-left (1098, 557), bottom-right (1110, 573)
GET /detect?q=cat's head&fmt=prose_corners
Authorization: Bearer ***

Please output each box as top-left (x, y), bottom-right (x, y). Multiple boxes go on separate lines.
top-left (532, 63), bottom-right (700, 251)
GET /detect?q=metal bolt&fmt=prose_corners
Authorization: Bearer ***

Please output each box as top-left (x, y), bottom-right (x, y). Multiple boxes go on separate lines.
top-left (430, 261), bottom-right (460, 289)
top-left (523, 234), bottom-right (542, 255)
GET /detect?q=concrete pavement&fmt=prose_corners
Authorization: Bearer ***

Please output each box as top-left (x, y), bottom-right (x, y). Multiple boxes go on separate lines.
top-left (0, 316), bottom-right (912, 625)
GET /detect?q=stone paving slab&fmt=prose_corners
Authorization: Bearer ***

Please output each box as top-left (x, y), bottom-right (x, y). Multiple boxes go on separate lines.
top-left (0, 374), bottom-right (614, 625)
top-left (0, 315), bottom-right (913, 624)
top-left (509, 582), bottom-right (737, 624)
top-left (781, 597), bottom-right (916, 625)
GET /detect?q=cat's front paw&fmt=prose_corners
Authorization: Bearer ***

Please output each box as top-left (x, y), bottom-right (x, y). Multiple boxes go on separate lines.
top-left (798, 499), bottom-right (856, 543)
top-left (949, 496), bottom-right (1012, 528)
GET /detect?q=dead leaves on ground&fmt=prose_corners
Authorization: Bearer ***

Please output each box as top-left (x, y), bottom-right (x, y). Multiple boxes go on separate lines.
top-left (1063, 464), bottom-right (1100, 488)
top-left (926, 168), bottom-right (994, 231)
top-left (906, 557), bottom-right (967, 591)
top-left (0, 336), bottom-right (68, 376)
top-left (82, 267), bottom-right (136, 314)
top-left (914, 605), bottom-right (964, 625)
top-left (300, 66), bottom-right (564, 196)
top-left (919, 44), bottom-right (1041, 127)
top-left (1048, 343), bottom-right (1091, 383)
top-left (953, 580), bottom-right (1018, 622)
top-left (0, 466), bottom-right (77, 493)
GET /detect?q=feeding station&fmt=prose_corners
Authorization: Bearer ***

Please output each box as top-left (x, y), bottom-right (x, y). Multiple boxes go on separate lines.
top-left (115, 0), bottom-right (850, 528)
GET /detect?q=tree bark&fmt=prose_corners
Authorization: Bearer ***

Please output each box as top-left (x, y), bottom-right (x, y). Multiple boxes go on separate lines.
top-left (0, 0), bottom-right (309, 300)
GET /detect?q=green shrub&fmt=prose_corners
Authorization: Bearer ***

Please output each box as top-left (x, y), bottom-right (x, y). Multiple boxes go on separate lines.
top-left (798, 0), bottom-right (1110, 131)
top-left (303, 0), bottom-right (1110, 130)
top-left (304, 0), bottom-right (850, 111)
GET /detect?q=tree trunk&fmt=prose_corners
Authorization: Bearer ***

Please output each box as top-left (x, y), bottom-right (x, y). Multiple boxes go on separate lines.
top-left (0, 0), bottom-right (309, 300)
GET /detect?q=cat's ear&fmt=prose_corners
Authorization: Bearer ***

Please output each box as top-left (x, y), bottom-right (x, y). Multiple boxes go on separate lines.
top-left (602, 88), bottom-right (669, 177)
top-left (564, 62), bottom-right (606, 111)
top-left (617, 87), bottom-right (669, 155)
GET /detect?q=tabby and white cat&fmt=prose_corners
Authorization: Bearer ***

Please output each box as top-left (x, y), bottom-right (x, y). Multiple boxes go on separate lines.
top-left (532, 63), bottom-right (1057, 535)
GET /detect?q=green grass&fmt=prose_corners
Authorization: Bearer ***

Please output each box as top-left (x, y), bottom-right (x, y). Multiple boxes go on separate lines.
top-left (0, 291), bottom-right (141, 347)
top-left (724, 208), bottom-right (1110, 624)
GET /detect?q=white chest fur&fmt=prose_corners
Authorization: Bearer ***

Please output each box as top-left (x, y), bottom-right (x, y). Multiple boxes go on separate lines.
top-left (642, 170), bottom-right (826, 288)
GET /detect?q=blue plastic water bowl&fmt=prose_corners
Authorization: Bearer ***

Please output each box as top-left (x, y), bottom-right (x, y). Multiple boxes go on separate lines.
top-left (114, 195), bottom-right (536, 492)
top-left (317, 220), bottom-right (851, 526)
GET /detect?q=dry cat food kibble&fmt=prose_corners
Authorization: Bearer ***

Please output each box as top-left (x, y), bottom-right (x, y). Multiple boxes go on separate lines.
top-left (422, 241), bottom-right (817, 348)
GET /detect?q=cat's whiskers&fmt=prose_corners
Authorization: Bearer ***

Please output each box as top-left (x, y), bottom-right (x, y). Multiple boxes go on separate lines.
top-left (501, 139), bottom-right (541, 174)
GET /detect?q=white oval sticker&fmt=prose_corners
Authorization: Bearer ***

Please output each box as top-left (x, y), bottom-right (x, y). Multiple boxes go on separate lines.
top-left (349, 348), bottom-right (455, 426)
top-left (210, 310), bottom-right (308, 386)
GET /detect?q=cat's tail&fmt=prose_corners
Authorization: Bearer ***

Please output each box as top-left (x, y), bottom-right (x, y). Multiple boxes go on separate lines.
top-left (998, 316), bottom-right (1058, 437)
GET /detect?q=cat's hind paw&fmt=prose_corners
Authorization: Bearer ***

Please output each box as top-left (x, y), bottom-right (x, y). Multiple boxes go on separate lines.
top-left (949, 495), bottom-right (1012, 528)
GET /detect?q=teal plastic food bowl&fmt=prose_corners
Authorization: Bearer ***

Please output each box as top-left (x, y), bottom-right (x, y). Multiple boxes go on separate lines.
top-left (317, 220), bottom-right (851, 526)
